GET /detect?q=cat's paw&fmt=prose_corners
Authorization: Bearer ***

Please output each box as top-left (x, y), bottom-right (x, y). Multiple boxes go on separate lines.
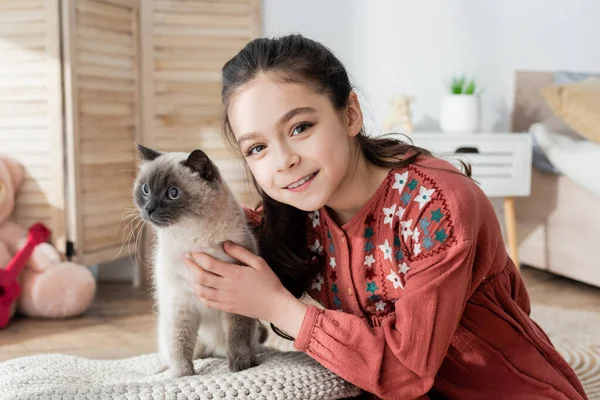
top-left (152, 364), bottom-right (169, 375)
top-left (167, 364), bottom-right (195, 378)
top-left (228, 353), bottom-right (258, 372)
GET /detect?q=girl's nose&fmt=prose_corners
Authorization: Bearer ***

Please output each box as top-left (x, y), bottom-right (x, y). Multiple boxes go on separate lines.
top-left (275, 146), bottom-right (300, 171)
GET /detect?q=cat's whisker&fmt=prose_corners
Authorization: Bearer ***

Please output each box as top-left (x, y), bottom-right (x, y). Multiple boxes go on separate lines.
top-left (111, 214), bottom-right (142, 263)
top-left (130, 219), bottom-right (146, 278)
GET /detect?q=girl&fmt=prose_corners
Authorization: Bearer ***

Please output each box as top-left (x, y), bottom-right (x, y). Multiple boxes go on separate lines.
top-left (183, 35), bottom-right (586, 399)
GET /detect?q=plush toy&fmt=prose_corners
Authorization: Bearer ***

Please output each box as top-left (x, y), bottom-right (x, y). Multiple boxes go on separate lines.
top-left (0, 156), bottom-right (96, 324)
top-left (383, 94), bottom-right (415, 135)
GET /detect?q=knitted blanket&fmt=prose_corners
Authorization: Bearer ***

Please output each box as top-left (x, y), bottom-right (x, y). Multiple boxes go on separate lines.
top-left (0, 348), bottom-right (361, 400)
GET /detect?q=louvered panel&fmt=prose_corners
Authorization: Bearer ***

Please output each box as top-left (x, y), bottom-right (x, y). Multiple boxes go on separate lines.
top-left (141, 0), bottom-right (261, 207)
top-left (0, 0), bottom-right (66, 251)
top-left (63, 0), bottom-right (140, 264)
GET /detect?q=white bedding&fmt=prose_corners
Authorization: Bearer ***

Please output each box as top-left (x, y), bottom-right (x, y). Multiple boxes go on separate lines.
top-left (529, 123), bottom-right (600, 197)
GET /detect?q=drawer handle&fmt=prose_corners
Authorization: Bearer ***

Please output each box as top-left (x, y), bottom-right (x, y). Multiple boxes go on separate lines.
top-left (455, 146), bottom-right (479, 154)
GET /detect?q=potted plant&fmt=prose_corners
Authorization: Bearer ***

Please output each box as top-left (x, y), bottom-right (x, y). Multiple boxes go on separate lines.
top-left (439, 76), bottom-right (481, 133)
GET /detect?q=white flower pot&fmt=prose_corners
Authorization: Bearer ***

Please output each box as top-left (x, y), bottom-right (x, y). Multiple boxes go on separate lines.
top-left (439, 94), bottom-right (481, 133)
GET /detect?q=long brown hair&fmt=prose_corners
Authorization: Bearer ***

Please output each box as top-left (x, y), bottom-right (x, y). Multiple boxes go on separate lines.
top-left (220, 35), bottom-right (469, 309)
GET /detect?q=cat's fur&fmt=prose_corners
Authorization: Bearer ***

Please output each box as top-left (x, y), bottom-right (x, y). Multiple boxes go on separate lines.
top-left (133, 143), bottom-right (265, 377)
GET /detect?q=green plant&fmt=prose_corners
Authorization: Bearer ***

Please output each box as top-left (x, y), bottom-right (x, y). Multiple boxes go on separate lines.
top-left (450, 75), bottom-right (480, 95)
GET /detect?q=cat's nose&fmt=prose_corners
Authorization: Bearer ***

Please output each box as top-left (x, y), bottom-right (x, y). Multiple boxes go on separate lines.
top-left (145, 205), bottom-right (156, 216)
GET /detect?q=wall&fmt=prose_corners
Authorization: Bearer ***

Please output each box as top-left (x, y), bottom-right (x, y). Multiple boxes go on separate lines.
top-left (264, 0), bottom-right (600, 133)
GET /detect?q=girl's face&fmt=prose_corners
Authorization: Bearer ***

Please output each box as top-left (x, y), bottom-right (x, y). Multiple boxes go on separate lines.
top-left (227, 74), bottom-right (363, 212)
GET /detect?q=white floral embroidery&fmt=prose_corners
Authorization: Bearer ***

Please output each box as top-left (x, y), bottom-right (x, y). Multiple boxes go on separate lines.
top-left (412, 227), bottom-right (420, 242)
top-left (379, 239), bottom-right (393, 261)
top-left (392, 172), bottom-right (409, 194)
top-left (413, 242), bottom-right (421, 256)
top-left (329, 257), bottom-right (337, 268)
top-left (386, 269), bottom-right (403, 289)
top-left (382, 203), bottom-right (397, 228)
top-left (414, 186), bottom-right (435, 210)
top-left (310, 239), bottom-right (323, 254)
top-left (398, 262), bottom-right (410, 274)
top-left (311, 273), bottom-right (324, 291)
top-left (401, 219), bottom-right (414, 241)
top-left (364, 254), bottom-right (376, 267)
top-left (375, 300), bottom-right (387, 311)
top-left (395, 206), bottom-right (405, 220)
top-left (308, 210), bottom-right (320, 228)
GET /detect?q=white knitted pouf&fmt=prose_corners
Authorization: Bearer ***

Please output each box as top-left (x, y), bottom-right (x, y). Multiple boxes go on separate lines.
top-left (0, 348), bottom-right (361, 400)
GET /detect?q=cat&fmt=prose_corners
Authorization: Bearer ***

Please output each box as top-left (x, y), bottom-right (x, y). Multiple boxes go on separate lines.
top-left (133, 143), bottom-right (266, 377)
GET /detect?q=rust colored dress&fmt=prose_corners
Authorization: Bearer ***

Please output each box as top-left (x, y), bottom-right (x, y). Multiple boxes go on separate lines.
top-left (246, 156), bottom-right (586, 400)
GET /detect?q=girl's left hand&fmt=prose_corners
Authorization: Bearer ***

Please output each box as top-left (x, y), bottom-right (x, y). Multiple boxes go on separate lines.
top-left (183, 241), bottom-right (292, 322)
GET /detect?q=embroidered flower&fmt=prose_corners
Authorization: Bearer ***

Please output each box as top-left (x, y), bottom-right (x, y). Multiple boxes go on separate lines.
top-left (368, 294), bottom-right (381, 303)
top-left (435, 229), bottom-right (449, 243)
top-left (431, 208), bottom-right (444, 223)
top-left (392, 172), bottom-right (409, 194)
top-left (401, 220), bottom-right (414, 241)
top-left (309, 210), bottom-right (320, 228)
top-left (330, 270), bottom-right (337, 281)
top-left (423, 237), bottom-right (434, 250)
top-left (401, 192), bottom-right (412, 206)
top-left (366, 281), bottom-right (378, 293)
top-left (407, 178), bottom-right (418, 191)
top-left (383, 203), bottom-right (397, 227)
top-left (364, 254), bottom-right (375, 267)
top-left (395, 206), bottom-right (405, 220)
top-left (394, 249), bottom-right (404, 261)
top-left (387, 269), bottom-right (403, 289)
top-left (311, 273), bottom-right (324, 291)
top-left (329, 257), bottom-right (336, 268)
top-left (375, 300), bottom-right (387, 311)
top-left (378, 239), bottom-right (393, 261)
top-left (364, 227), bottom-right (374, 239)
top-left (310, 239), bottom-right (323, 254)
top-left (333, 296), bottom-right (342, 307)
top-left (398, 262), bottom-right (410, 274)
top-left (413, 242), bottom-right (422, 256)
top-left (364, 241), bottom-right (375, 252)
top-left (412, 226), bottom-right (420, 242)
top-left (365, 214), bottom-right (376, 225)
top-left (419, 217), bottom-right (431, 236)
top-left (365, 268), bottom-right (376, 280)
top-left (414, 186), bottom-right (435, 210)
top-left (329, 243), bottom-right (335, 254)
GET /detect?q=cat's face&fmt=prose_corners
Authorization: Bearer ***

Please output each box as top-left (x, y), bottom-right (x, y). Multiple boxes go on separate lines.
top-left (133, 144), bottom-right (220, 228)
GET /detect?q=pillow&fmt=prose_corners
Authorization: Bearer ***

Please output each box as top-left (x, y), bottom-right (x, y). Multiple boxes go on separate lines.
top-left (532, 123), bottom-right (600, 198)
top-left (541, 78), bottom-right (600, 143)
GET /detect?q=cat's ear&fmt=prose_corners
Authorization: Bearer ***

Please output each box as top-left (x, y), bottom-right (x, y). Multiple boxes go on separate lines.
top-left (136, 143), bottom-right (162, 162)
top-left (184, 149), bottom-right (217, 181)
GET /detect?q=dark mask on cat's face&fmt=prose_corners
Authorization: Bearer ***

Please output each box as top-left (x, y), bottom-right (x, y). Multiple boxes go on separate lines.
top-left (133, 144), bottom-right (220, 227)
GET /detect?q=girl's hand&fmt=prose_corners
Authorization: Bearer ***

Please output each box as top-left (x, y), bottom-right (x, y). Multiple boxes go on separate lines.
top-left (183, 241), bottom-right (307, 337)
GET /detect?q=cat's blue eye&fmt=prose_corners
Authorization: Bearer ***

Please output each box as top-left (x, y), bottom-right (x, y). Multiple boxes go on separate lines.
top-left (167, 186), bottom-right (180, 200)
top-left (292, 122), bottom-right (312, 136)
top-left (141, 183), bottom-right (150, 196)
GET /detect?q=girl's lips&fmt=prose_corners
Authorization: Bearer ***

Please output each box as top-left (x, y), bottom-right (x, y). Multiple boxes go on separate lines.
top-left (285, 171), bottom-right (318, 192)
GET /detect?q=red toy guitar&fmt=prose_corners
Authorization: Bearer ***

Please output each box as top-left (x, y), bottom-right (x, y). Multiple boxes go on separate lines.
top-left (0, 223), bottom-right (50, 328)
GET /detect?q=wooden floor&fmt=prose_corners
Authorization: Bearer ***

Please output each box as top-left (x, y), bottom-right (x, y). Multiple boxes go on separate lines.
top-left (1, 266), bottom-right (599, 362)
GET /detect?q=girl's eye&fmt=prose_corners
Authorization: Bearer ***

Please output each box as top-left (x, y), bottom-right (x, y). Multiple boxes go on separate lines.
top-left (141, 183), bottom-right (150, 196)
top-left (248, 144), bottom-right (266, 155)
top-left (292, 122), bottom-right (312, 136)
top-left (167, 187), bottom-right (180, 200)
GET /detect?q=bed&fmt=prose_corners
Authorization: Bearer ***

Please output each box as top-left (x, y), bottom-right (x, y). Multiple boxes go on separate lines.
top-left (511, 70), bottom-right (600, 288)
